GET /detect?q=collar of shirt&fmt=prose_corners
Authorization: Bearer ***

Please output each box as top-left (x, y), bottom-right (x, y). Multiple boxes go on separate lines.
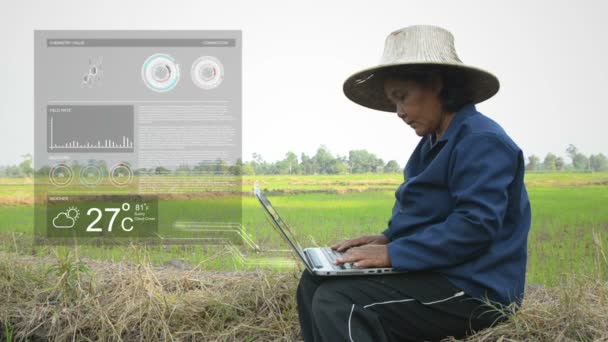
top-left (423, 103), bottom-right (477, 155)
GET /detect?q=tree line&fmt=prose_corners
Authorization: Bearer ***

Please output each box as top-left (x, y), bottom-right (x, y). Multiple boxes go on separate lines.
top-left (242, 145), bottom-right (401, 175)
top-left (525, 144), bottom-right (608, 172)
top-left (145, 145), bottom-right (401, 175)
top-left (0, 147), bottom-right (400, 177)
top-left (1, 144), bottom-right (607, 177)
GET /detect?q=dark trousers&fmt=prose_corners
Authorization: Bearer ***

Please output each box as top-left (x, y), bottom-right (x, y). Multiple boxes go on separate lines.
top-left (296, 270), bottom-right (506, 342)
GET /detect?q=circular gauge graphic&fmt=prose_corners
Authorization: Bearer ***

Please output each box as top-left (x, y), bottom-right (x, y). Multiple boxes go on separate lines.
top-left (191, 56), bottom-right (224, 89)
top-left (49, 163), bottom-right (73, 187)
top-left (141, 53), bottom-right (180, 92)
top-left (80, 165), bottom-right (103, 187)
top-left (109, 163), bottom-right (133, 187)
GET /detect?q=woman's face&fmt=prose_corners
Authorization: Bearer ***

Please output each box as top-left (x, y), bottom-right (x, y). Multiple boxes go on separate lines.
top-left (383, 76), bottom-right (445, 137)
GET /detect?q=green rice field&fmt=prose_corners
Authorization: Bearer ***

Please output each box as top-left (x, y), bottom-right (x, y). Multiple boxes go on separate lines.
top-left (0, 172), bottom-right (607, 287)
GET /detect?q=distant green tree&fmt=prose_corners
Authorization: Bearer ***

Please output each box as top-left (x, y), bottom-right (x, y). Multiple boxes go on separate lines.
top-left (543, 153), bottom-right (557, 171)
top-left (313, 145), bottom-right (334, 174)
top-left (384, 160), bottom-right (401, 173)
top-left (36, 165), bottom-right (51, 176)
top-left (573, 153), bottom-right (589, 170)
top-left (250, 153), bottom-right (269, 175)
top-left (19, 154), bottom-right (33, 177)
top-left (4, 165), bottom-right (20, 177)
top-left (214, 158), bottom-right (228, 175)
top-left (565, 144), bottom-right (589, 170)
top-left (349, 150), bottom-right (368, 173)
top-left (154, 166), bottom-right (170, 175)
top-left (566, 144), bottom-right (578, 161)
top-left (272, 160), bottom-right (288, 175)
top-left (228, 158), bottom-right (244, 175)
top-left (285, 152), bottom-right (299, 174)
top-left (555, 157), bottom-right (565, 171)
top-left (193, 161), bottom-right (212, 173)
top-left (241, 162), bottom-right (254, 175)
top-left (371, 158), bottom-right (384, 173)
top-left (590, 153), bottom-right (608, 172)
top-left (328, 156), bottom-right (349, 174)
top-left (300, 153), bottom-right (314, 175)
top-left (526, 155), bottom-right (540, 171)
top-left (348, 149), bottom-right (383, 173)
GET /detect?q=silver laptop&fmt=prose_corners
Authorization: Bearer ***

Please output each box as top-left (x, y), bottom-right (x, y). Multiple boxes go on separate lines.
top-left (254, 186), bottom-right (401, 276)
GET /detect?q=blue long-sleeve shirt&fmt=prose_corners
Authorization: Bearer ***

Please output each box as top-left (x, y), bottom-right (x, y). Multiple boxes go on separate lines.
top-left (383, 103), bottom-right (531, 307)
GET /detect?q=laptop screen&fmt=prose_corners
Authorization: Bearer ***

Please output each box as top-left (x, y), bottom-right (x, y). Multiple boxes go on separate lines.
top-left (254, 186), bottom-right (313, 271)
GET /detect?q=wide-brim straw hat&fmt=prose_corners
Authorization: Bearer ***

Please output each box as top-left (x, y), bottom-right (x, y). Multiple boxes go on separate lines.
top-left (343, 25), bottom-right (499, 112)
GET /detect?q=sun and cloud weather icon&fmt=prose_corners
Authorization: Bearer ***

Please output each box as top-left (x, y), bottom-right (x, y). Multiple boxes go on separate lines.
top-left (52, 206), bottom-right (81, 229)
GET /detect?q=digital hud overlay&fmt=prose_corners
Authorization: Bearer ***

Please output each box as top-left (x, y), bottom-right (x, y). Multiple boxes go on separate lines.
top-left (34, 31), bottom-right (244, 247)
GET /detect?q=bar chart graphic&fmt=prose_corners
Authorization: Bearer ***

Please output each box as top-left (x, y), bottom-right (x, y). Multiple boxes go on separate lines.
top-left (47, 105), bottom-right (134, 153)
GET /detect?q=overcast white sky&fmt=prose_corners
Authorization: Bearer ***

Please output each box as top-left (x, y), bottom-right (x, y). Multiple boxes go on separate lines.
top-left (1, 0), bottom-right (607, 166)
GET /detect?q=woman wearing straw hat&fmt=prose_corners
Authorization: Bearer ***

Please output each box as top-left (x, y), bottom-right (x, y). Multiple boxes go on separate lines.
top-left (296, 25), bottom-right (531, 341)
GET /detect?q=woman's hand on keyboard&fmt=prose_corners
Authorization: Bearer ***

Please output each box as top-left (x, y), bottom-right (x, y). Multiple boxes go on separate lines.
top-left (334, 244), bottom-right (391, 268)
top-left (330, 234), bottom-right (389, 253)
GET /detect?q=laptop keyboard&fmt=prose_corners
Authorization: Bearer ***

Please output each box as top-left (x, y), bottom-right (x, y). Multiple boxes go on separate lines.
top-left (321, 247), bottom-right (355, 269)
top-left (307, 249), bottom-right (324, 268)
top-left (308, 248), bottom-right (359, 270)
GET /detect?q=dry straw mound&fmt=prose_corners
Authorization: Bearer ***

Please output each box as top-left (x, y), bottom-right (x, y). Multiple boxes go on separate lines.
top-left (0, 250), bottom-right (607, 341)
top-left (0, 250), bottom-right (300, 341)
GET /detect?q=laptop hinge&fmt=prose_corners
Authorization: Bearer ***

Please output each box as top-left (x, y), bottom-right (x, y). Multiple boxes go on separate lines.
top-left (303, 250), bottom-right (318, 269)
